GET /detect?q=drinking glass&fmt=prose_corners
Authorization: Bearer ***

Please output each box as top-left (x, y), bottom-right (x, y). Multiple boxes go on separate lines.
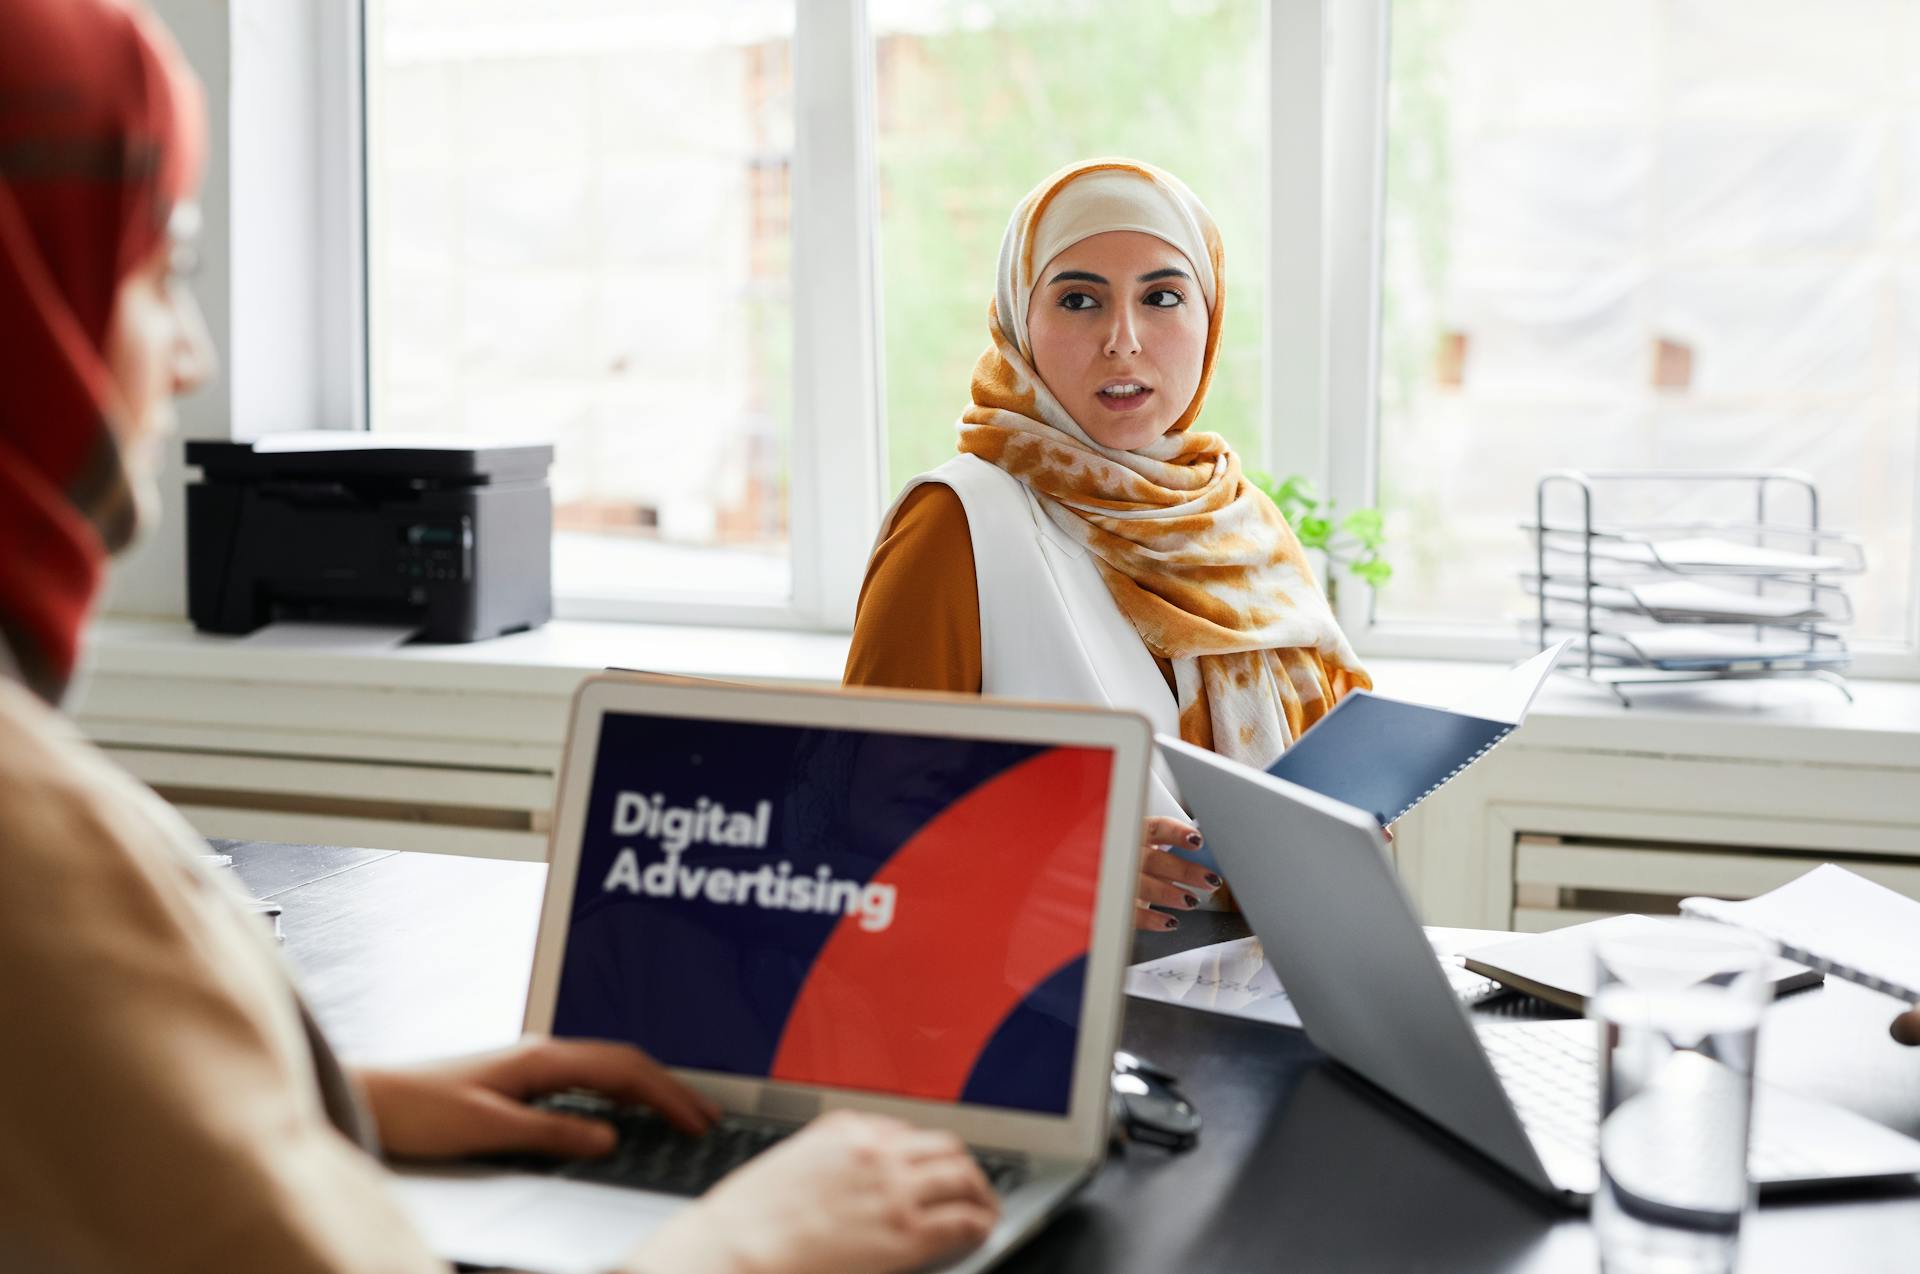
top-left (1589, 920), bottom-right (1773, 1274)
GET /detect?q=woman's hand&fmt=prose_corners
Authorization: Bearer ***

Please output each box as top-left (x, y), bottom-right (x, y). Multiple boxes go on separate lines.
top-left (353, 1036), bottom-right (720, 1162)
top-left (1892, 1008), bottom-right (1920, 1046)
top-left (633, 1110), bottom-right (998, 1274)
top-left (1135, 816), bottom-right (1221, 932)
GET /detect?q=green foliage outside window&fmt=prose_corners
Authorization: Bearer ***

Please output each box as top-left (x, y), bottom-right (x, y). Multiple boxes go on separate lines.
top-left (875, 0), bottom-right (1266, 492)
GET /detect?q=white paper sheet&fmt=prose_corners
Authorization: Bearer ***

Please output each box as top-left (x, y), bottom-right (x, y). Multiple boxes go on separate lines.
top-left (1124, 928), bottom-right (1513, 1028)
top-left (230, 622), bottom-right (421, 651)
top-left (1586, 628), bottom-right (1831, 663)
top-left (1585, 536), bottom-right (1851, 574)
top-left (1125, 935), bottom-right (1304, 1027)
top-left (1450, 640), bottom-right (1569, 724)
top-left (1531, 577), bottom-right (1833, 623)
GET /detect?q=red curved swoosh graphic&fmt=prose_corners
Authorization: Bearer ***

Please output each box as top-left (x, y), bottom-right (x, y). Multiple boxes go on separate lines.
top-left (768, 747), bottom-right (1111, 1101)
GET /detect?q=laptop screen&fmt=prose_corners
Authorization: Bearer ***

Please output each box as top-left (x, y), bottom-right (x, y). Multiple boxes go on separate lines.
top-left (550, 711), bottom-right (1115, 1117)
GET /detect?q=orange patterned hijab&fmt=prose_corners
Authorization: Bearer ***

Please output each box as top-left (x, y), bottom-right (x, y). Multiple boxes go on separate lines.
top-left (957, 159), bottom-right (1370, 766)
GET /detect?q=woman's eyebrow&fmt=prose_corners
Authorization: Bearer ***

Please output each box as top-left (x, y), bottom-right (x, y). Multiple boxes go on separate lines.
top-left (1048, 269), bottom-right (1108, 286)
top-left (1138, 267), bottom-right (1191, 282)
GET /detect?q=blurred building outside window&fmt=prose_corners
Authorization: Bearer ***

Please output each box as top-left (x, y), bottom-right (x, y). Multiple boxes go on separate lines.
top-left (366, 1), bottom-right (795, 608)
top-left (1377, 0), bottom-right (1920, 647)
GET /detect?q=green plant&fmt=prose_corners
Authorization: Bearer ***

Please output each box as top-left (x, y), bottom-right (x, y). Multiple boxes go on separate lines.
top-left (1247, 471), bottom-right (1394, 607)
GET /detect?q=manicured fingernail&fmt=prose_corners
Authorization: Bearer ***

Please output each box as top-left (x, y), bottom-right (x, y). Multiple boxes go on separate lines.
top-left (1204, 873), bottom-right (1223, 887)
top-left (1185, 832), bottom-right (1203, 848)
top-left (1182, 893), bottom-right (1200, 909)
top-left (1162, 915), bottom-right (1179, 930)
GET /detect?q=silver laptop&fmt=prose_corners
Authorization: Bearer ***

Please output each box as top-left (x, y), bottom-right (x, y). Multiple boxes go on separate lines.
top-left (392, 674), bottom-right (1152, 1274)
top-left (1157, 734), bottom-right (1920, 1205)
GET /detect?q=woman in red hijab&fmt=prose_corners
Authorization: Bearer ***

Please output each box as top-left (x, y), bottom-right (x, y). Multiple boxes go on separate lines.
top-left (0, 4), bottom-right (996, 1271)
top-left (0, 0), bottom-right (209, 700)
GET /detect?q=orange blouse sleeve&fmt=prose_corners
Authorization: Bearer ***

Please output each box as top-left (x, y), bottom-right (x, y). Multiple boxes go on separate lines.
top-left (843, 482), bottom-right (983, 693)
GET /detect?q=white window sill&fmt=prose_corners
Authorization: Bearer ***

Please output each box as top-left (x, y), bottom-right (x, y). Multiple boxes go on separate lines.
top-left (80, 616), bottom-right (852, 698)
top-left (75, 617), bottom-right (1920, 771)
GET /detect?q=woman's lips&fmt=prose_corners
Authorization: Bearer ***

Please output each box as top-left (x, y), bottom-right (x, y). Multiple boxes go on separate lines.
top-left (1094, 386), bottom-right (1155, 413)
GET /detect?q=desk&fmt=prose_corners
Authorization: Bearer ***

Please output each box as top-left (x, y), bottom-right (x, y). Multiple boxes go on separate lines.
top-left (228, 842), bottom-right (1920, 1273)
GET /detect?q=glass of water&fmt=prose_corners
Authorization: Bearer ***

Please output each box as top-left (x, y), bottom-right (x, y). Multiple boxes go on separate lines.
top-left (1589, 920), bottom-right (1774, 1274)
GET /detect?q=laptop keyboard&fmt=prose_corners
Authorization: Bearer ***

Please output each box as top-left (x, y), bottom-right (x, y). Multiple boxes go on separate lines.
top-left (506, 1094), bottom-right (1029, 1197)
top-left (1478, 1023), bottom-right (1832, 1181)
top-left (1480, 1022), bottom-right (1604, 1164)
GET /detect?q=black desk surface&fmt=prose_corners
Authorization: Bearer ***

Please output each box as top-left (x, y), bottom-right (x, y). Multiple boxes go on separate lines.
top-left (223, 841), bottom-right (1920, 1273)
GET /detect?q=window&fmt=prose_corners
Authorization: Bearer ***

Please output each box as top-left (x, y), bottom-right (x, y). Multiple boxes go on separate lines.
top-left (362, 0), bottom-right (1266, 624)
top-left (1369, 0), bottom-right (1920, 651)
top-left (353, 1), bottom-right (1920, 665)
top-left (365, 1), bottom-right (799, 614)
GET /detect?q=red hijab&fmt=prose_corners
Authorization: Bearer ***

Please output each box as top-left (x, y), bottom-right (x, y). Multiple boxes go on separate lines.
top-left (0, 0), bottom-right (204, 702)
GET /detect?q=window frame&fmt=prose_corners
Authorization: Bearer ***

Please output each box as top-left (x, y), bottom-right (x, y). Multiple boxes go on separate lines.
top-left (1304, 0), bottom-right (1920, 678)
top-left (321, 0), bottom-right (367, 438)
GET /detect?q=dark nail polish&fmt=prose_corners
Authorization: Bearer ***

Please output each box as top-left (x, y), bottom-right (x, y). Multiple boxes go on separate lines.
top-left (1163, 915), bottom-right (1179, 930)
top-left (1204, 873), bottom-right (1223, 887)
top-left (1185, 832), bottom-right (1203, 848)
top-left (1182, 893), bottom-right (1200, 909)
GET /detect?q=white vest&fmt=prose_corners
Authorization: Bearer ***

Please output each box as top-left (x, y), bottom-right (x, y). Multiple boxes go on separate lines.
top-left (881, 454), bottom-right (1186, 820)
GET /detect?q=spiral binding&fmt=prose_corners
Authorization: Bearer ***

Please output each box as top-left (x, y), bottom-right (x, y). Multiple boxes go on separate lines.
top-left (1773, 944), bottom-right (1915, 1004)
top-left (1391, 724), bottom-right (1515, 824)
top-left (1678, 905), bottom-right (1920, 1003)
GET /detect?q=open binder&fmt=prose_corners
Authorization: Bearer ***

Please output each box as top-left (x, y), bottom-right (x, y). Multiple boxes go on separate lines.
top-left (1265, 641), bottom-right (1568, 826)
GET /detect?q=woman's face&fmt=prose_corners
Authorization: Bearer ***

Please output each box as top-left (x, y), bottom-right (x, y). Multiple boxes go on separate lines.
top-left (1025, 230), bottom-right (1208, 451)
top-left (103, 207), bottom-right (214, 504)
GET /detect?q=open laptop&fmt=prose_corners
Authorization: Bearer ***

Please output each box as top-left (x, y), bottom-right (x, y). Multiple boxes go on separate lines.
top-left (392, 674), bottom-right (1152, 1274)
top-left (1157, 734), bottom-right (1920, 1206)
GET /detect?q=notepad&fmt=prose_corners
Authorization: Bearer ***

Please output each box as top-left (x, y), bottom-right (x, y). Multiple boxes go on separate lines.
top-left (1265, 641), bottom-right (1568, 826)
top-left (1681, 865), bottom-right (1920, 1004)
top-left (1463, 914), bottom-right (1821, 1012)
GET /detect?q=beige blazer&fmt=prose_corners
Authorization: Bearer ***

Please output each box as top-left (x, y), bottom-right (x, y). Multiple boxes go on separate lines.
top-left (0, 678), bottom-right (445, 1273)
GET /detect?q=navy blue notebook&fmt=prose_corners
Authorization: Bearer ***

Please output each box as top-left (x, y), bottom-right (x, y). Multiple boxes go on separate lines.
top-left (1266, 643), bottom-right (1567, 826)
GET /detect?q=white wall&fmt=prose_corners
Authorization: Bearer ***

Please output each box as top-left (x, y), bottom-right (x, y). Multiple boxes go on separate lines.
top-left (102, 0), bottom-right (347, 621)
top-left (102, 0), bottom-right (234, 620)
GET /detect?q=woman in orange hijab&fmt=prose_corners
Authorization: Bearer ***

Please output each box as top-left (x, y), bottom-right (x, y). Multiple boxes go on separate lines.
top-left (846, 159), bottom-right (1372, 931)
top-left (0, 3), bottom-right (995, 1270)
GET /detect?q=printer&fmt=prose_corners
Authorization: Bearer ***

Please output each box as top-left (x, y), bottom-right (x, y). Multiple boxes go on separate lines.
top-left (186, 433), bottom-right (553, 642)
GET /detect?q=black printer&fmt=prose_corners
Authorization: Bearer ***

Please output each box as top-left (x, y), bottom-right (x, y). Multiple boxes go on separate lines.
top-left (186, 434), bottom-right (553, 642)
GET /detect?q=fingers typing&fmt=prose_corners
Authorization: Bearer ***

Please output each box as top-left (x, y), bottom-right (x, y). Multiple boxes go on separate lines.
top-left (508, 1038), bottom-right (718, 1133)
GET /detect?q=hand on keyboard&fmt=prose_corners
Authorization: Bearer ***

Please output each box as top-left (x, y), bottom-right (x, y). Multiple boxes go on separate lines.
top-left (353, 1037), bottom-right (719, 1162)
top-left (635, 1109), bottom-right (1001, 1274)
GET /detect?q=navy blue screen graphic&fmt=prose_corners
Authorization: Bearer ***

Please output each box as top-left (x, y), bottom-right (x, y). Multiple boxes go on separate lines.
top-left (548, 712), bottom-right (1113, 1115)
